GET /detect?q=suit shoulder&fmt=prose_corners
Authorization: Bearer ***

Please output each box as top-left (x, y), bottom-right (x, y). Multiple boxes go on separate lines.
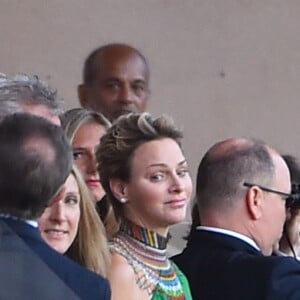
top-left (67, 258), bottom-right (111, 299)
top-left (61, 252), bottom-right (109, 283)
top-left (45, 248), bottom-right (111, 299)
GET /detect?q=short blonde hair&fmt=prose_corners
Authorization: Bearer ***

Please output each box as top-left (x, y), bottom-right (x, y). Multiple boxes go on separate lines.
top-left (97, 112), bottom-right (183, 221)
top-left (60, 107), bottom-right (111, 141)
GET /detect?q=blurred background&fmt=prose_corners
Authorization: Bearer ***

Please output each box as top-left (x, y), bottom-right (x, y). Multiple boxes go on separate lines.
top-left (1, 0), bottom-right (300, 252)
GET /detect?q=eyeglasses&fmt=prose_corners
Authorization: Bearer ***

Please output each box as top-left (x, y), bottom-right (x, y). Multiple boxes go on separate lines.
top-left (243, 182), bottom-right (294, 207)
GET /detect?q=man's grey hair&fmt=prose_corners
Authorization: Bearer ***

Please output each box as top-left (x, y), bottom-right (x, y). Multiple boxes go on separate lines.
top-left (0, 73), bottom-right (63, 121)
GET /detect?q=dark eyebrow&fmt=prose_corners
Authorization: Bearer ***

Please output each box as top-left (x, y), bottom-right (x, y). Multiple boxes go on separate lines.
top-left (102, 78), bottom-right (147, 86)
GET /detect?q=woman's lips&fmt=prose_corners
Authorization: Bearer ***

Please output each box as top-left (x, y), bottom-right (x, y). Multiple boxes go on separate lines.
top-left (86, 179), bottom-right (101, 187)
top-left (165, 199), bottom-right (186, 208)
top-left (44, 229), bottom-right (68, 239)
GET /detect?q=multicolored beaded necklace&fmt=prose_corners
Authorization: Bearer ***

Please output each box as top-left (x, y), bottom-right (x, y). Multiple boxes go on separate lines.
top-left (109, 221), bottom-right (186, 299)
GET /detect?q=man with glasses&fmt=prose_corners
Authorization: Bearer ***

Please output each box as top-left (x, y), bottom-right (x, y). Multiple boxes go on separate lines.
top-left (275, 155), bottom-right (300, 258)
top-left (172, 138), bottom-right (300, 300)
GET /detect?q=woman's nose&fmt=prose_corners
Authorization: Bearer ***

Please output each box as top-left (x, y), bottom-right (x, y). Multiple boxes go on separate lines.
top-left (169, 175), bottom-right (184, 193)
top-left (50, 203), bottom-right (66, 222)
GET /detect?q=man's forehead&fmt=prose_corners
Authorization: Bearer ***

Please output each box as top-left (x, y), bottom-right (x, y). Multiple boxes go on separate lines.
top-left (94, 50), bottom-right (149, 82)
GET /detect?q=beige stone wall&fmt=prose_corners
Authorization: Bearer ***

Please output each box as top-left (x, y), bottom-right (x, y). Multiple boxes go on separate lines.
top-left (1, 1), bottom-right (300, 251)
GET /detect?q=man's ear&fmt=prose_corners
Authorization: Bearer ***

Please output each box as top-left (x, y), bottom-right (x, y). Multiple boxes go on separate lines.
top-left (109, 178), bottom-right (127, 200)
top-left (78, 84), bottom-right (89, 108)
top-left (246, 186), bottom-right (263, 220)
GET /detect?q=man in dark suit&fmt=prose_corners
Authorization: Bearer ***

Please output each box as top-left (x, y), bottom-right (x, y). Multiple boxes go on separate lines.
top-left (275, 155), bottom-right (300, 258)
top-left (0, 113), bottom-right (111, 300)
top-left (0, 220), bottom-right (80, 299)
top-left (173, 138), bottom-right (300, 300)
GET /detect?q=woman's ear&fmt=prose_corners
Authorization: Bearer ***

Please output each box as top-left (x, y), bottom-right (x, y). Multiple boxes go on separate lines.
top-left (109, 179), bottom-right (127, 201)
top-left (246, 186), bottom-right (264, 220)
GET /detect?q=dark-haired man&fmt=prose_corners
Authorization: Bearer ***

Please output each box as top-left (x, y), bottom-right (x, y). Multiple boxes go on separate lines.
top-left (78, 43), bottom-right (150, 121)
top-left (0, 113), bottom-right (110, 300)
top-left (173, 138), bottom-right (300, 300)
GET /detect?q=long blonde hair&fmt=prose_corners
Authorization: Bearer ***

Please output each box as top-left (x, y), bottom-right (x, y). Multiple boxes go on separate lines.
top-left (65, 166), bottom-right (110, 276)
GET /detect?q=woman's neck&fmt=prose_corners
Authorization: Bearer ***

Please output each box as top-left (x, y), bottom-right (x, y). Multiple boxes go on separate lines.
top-left (122, 215), bottom-right (169, 237)
top-left (120, 220), bottom-right (171, 250)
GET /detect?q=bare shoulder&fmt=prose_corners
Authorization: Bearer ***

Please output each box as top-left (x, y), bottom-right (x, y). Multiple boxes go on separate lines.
top-left (108, 253), bottom-right (150, 300)
top-left (109, 252), bottom-right (134, 279)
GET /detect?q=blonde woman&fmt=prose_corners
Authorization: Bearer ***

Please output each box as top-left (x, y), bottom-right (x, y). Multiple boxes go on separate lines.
top-left (39, 166), bottom-right (110, 276)
top-left (60, 107), bottom-right (117, 238)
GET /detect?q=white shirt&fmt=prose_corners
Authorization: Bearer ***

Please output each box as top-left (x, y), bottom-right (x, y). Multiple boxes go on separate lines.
top-left (0, 213), bottom-right (38, 228)
top-left (196, 225), bottom-right (260, 251)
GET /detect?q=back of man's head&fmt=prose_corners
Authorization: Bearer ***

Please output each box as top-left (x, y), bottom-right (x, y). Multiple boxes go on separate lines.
top-left (0, 113), bottom-right (72, 219)
top-left (0, 73), bottom-right (63, 125)
top-left (196, 138), bottom-right (275, 214)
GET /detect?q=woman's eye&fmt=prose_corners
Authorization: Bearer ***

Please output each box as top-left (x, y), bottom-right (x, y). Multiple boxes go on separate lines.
top-left (177, 169), bottom-right (189, 177)
top-left (65, 196), bottom-right (79, 205)
top-left (73, 151), bottom-right (84, 160)
top-left (151, 173), bottom-right (164, 181)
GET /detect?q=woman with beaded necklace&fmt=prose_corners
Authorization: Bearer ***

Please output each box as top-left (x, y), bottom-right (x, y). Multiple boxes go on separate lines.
top-left (97, 112), bottom-right (193, 300)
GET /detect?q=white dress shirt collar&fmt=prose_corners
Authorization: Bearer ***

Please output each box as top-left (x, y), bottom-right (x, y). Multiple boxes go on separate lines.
top-left (0, 213), bottom-right (38, 228)
top-left (196, 225), bottom-right (260, 251)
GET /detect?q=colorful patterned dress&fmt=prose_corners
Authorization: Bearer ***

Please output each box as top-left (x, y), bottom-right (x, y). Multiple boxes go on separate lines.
top-left (109, 221), bottom-right (193, 300)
